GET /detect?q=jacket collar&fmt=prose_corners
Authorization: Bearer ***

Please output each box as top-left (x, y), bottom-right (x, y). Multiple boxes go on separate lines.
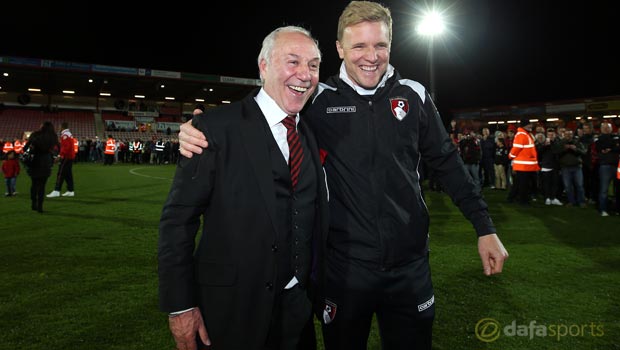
top-left (338, 61), bottom-right (395, 96)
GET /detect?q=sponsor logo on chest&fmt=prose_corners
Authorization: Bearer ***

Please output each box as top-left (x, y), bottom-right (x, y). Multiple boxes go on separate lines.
top-left (326, 106), bottom-right (356, 114)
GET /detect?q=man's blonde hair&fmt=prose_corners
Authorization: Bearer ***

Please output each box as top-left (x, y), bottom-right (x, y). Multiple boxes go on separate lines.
top-left (337, 1), bottom-right (392, 43)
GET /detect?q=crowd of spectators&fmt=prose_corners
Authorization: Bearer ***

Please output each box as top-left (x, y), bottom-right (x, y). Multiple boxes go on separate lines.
top-left (430, 118), bottom-right (620, 217)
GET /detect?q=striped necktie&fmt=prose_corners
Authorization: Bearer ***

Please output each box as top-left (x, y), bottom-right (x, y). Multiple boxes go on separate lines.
top-left (282, 115), bottom-right (303, 190)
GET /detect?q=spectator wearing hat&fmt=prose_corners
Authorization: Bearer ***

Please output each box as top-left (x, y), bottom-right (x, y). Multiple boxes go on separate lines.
top-left (507, 118), bottom-right (540, 205)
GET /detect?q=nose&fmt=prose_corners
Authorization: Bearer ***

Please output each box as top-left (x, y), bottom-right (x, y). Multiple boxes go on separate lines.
top-left (296, 64), bottom-right (312, 81)
top-left (363, 47), bottom-right (378, 61)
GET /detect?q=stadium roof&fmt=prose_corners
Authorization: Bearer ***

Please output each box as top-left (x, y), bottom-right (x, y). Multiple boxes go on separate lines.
top-left (0, 56), bottom-right (260, 108)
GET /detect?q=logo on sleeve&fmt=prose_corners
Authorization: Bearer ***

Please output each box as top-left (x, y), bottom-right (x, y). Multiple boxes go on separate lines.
top-left (390, 97), bottom-right (409, 121)
top-left (417, 295), bottom-right (435, 312)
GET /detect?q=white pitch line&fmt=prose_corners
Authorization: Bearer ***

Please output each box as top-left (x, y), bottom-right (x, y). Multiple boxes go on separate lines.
top-left (129, 167), bottom-right (172, 181)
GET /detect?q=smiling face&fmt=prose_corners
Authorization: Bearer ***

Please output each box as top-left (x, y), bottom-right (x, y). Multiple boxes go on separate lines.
top-left (259, 31), bottom-right (320, 116)
top-left (336, 20), bottom-right (390, 90)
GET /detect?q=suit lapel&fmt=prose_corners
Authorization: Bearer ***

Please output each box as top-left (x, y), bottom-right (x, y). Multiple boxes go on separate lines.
top-left (239, 95), bottom-right (282, 239)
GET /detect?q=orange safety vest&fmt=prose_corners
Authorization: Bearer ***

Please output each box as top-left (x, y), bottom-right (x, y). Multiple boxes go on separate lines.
top-left (13, 140), bottom-right (24, 154)
top-left (509, 127), bottom-right (540, 172)
top-left (104, 138), bottom-right (116, 155)
top-left (73, 138), bottom-right (79, 154)
top-left (3, 141), bottom-right (13, 154)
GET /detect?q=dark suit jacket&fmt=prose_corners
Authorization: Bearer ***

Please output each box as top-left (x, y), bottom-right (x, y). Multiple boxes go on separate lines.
top-left (158, 90), bottom-right (328, 349)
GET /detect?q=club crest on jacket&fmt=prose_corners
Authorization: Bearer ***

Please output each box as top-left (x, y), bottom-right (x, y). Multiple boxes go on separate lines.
top-left (323, 299), bottom-right (337, 324)
top-left (390, 97), bottom-right (409, 121)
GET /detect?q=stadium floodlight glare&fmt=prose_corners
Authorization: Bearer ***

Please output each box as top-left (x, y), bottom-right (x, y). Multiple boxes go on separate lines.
top-left (62, 90), bottom-right (75, 94)
top-left (195, 98), bottom-right (205, 102)
top-left (221, 100), bottom-right (231, 104)
top-left (165, 96), bottom-right (175, 100)
top-left (3, 73), bottom-right (8, 77)
top-left (99, 92), bottom-right (111, 97)
top-left (134, 94), bottom-right (145, 99)
top-left (28, 88), bottom-right (41, 92)
top-left (416, 10), bottom-right (445, 103)
top-left (416, 11), bottom-right (445, 36)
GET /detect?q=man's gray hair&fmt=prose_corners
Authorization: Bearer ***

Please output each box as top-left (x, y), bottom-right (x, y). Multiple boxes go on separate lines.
top-left (257, 26), bottom-right (321, 81)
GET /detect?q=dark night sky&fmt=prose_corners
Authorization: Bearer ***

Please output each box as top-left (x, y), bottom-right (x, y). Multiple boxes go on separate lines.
top-left (1, 0), bottom-right (618, 116)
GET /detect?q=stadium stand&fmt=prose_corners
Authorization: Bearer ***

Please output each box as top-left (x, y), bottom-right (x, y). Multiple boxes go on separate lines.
top-left (0, 107), bottom-right (96, 140)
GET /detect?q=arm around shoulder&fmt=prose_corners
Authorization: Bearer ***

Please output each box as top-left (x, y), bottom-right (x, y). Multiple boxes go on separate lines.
top-left (179, 116), bottom-right (209, 158)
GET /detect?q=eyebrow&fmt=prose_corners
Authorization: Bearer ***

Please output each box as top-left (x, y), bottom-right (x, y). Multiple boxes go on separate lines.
top-left (285, 53), bottom-right (321, 61)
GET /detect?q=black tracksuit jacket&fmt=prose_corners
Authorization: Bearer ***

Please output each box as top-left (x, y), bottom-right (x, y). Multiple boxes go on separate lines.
top-left (305, 70), bottom-right (495, 269)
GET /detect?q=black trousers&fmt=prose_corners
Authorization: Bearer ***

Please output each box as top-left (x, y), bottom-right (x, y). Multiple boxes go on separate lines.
top-left (104, 154), bottom-right (114, 165)
top-left (30, 176), bottom-right (49, 211)
top-left (54, 158), bottom-right (74, 191)
top-left (195, 285), bottom-right (313, 350)
top-left (541, 169), bottom-right (560, 199)
top-left (265, 284), bottom-right (313, 350)
top-left (321, 252), bottom-right (434, 350)
top-left (510, 171), bottom-right (536, 204)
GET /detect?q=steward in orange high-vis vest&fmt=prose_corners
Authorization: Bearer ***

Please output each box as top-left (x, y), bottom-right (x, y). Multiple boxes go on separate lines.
top-left (509, 128), bottom-right (540, 172)
top-left (13, 139), bottom-right (24, 155)
top-left (3, 141), bottom-right (14, 155)
top-left (508, 118), bottom-right (539, 205)
top-left (104, 135), bottom-right (116, 165)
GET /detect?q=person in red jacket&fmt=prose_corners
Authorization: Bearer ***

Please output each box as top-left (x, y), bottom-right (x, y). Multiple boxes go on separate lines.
top-left (47, 122), bottom-right (76, 198)
top-left (2, 150), bottom-right (20, 196)
top-left (507, 118), bottom-right (540, 205)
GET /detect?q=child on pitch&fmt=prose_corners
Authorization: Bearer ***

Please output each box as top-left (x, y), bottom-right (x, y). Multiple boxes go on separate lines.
top-left (2, 150), bottom-right (20, 197)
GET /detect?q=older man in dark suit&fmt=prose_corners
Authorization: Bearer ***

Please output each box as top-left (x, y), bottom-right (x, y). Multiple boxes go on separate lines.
top-left (158, 26), bottom-right (328, 350)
